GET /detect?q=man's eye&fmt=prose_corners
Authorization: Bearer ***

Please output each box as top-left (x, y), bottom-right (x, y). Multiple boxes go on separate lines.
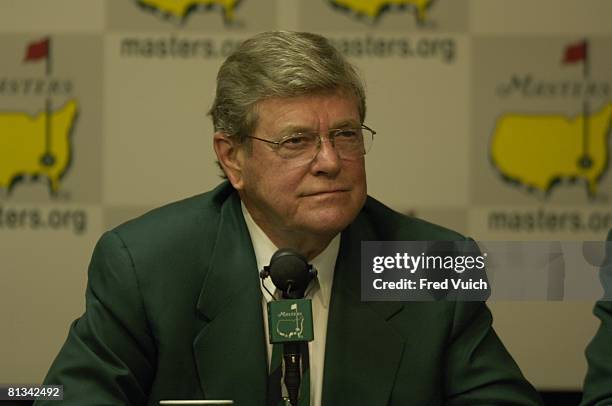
top-left (281, 135), bottom-right (312, 148)
top-left (335, 129), bottom-right (359, 138)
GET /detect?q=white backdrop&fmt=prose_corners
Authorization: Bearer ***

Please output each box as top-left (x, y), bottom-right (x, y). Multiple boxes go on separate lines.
top-left (1, 0), bottom-right (611, 390)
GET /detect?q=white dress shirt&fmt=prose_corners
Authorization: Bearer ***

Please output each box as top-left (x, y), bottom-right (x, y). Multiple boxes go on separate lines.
top-left (241, 203), bottom-right (339, 406)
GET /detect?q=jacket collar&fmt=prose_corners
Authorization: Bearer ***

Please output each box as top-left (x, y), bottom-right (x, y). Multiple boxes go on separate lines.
top-left (193, 189), bottom-right (268, 404)
top-left (322, 206), bottom-right (406, 405)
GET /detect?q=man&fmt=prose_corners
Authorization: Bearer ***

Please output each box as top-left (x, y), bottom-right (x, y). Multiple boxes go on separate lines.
top-left (581, 229), bottom-right (612, 405)
top-left (38, 31), bottom-right (542, 405)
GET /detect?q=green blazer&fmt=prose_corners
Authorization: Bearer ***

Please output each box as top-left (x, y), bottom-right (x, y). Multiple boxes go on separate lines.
top-left (581, 229), bottom-right (612, 406)
top-left (38, 182), bottom-right (542, 405)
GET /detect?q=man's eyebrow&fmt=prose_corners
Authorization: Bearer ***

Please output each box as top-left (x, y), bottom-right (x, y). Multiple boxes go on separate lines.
top-left (277, 119), bottom-right (360, 137)
top-left (330, 119), bottom-right (360, 128)
top-left (277, 125), bottom-right (314, 137)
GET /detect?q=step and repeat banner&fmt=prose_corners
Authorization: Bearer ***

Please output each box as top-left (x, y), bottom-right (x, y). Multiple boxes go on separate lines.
top-left (1, 0), bottom-right (611, 391)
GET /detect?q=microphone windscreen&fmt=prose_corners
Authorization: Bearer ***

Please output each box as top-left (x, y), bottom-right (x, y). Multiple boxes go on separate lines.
top-left (268, 248), bottom-right (313, 297)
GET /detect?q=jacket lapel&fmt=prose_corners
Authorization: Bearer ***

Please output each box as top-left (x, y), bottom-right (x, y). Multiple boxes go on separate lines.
top-left (322, 211), bottom-right (405, 405)
top-left (192, 191), bottom-right (268, 404)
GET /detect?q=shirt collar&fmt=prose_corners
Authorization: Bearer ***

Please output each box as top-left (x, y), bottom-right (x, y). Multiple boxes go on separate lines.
top-left (241, 202), bottom-right (339, 308)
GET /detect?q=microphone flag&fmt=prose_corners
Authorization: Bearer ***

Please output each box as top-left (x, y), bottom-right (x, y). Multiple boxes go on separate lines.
top-left (267, 299), bottom-right (314, 344)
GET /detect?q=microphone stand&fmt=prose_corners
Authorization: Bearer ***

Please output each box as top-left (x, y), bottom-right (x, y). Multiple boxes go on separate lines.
top-left (282, 286), bottom-right (304, 406)
top-left (260, 248), bottom-right (316, 406)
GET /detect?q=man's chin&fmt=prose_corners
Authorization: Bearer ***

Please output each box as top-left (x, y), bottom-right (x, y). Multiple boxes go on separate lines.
top-left (299, 211), bottom-right (358, 236)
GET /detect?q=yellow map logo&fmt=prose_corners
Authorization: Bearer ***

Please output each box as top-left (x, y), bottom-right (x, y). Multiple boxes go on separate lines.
top-left (136, 0), bottom-right (239, 22)
top-left (0, 100), bottom-right (78, 194)
top-left (329, 0), bottom-right (434, 23)
top-left (491, 103), bottom-right (611, 197)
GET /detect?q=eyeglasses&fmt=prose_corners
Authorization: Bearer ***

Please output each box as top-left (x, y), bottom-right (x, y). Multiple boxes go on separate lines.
top-left (245, 124), bottom-right (376, 164)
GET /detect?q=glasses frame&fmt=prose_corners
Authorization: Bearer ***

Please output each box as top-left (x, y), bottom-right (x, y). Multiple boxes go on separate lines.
top-left (244, 124), bottom-right (376, 160)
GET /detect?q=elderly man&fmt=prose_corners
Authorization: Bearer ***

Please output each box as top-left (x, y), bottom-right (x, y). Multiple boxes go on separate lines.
top-left (38, 31), bottom-right (542, 405)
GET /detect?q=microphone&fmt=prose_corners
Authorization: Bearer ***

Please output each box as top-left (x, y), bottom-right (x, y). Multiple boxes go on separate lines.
top-left (264, 248), bottom-right (316, 298)
top-left (260, 249), bottom-right (317, 406)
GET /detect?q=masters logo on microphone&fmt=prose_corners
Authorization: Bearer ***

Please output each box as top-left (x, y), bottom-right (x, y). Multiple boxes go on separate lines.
top-left (268, 300), bottom-right (314, 343)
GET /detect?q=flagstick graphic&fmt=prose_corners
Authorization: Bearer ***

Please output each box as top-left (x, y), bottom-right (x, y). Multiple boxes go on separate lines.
top-left (43, 38), bottom-right (55, 167)
top-left (24, 37), bottom-right (55, 167)
top-left (581, 41), bottom-right (592, 170)
top-left (581, 98), bottom-right (591, 168)
top-left (46, 38), bottom-right (52, 76)
top-left (42, 97), bottom-right (55, 166)
top-left (563, 39), bottom-right (592, 169)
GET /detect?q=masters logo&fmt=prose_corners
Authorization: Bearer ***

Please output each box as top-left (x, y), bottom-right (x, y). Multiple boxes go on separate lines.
top-left (0, 37), bottom-right (78, 195)
top-left (268, 299), bottom-right (314, 343)
top-left (276, 303), bottom-right (305, 339)
top-left (135, 0), bottom-right (241, 23)
top-left (328, 0), bottom-right (435, 24)
top-left (491, 40), bottom-right (611, 198)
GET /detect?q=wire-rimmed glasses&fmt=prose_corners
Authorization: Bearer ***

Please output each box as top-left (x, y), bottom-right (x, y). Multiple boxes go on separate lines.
top-left (246, 124), bottom-right (376, 165)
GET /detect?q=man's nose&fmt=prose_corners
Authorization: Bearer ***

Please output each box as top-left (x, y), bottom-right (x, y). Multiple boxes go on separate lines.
top-left (311, 136), bottom-right (342, 176)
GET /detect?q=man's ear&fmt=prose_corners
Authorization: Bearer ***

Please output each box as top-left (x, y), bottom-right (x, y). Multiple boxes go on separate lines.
top-left (213, 132), bottom-right (245, 190)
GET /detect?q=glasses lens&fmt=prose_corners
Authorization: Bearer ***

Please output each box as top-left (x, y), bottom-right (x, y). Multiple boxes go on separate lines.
top-left (333, 129), bottom-right (365, 158)
top-left (275, 126), bottom-right (374, 164)
top-left (277, 133), bottom-right (318, 160)
top-left (334, 127), bottom-right (374, 158)
top-left (361, 127), bottom-right (374, 155)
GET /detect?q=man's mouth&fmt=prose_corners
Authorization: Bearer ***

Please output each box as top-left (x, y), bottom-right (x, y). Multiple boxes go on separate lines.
top-left (302, 189), bottom-right (349, 197)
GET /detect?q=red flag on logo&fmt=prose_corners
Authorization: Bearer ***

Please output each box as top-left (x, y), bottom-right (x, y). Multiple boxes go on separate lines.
top-left (24, 37), bottom-right (49, 62)
top-left (562, 40), bottom-right (587, 64)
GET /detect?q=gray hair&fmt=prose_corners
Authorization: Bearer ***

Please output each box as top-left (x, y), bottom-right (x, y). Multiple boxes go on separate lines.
top-left (208, 31), bottom-right (366, 142)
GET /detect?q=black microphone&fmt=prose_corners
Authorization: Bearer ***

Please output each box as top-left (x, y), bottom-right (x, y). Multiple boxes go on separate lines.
top-left (265, 248), bottom-right (316, 298)
top-left (260, 248), bottom-right (316, 406)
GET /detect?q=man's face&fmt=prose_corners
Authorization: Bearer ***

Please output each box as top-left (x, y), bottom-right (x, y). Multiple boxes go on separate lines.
top-left (232, 92), bottom-right (367, 244)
